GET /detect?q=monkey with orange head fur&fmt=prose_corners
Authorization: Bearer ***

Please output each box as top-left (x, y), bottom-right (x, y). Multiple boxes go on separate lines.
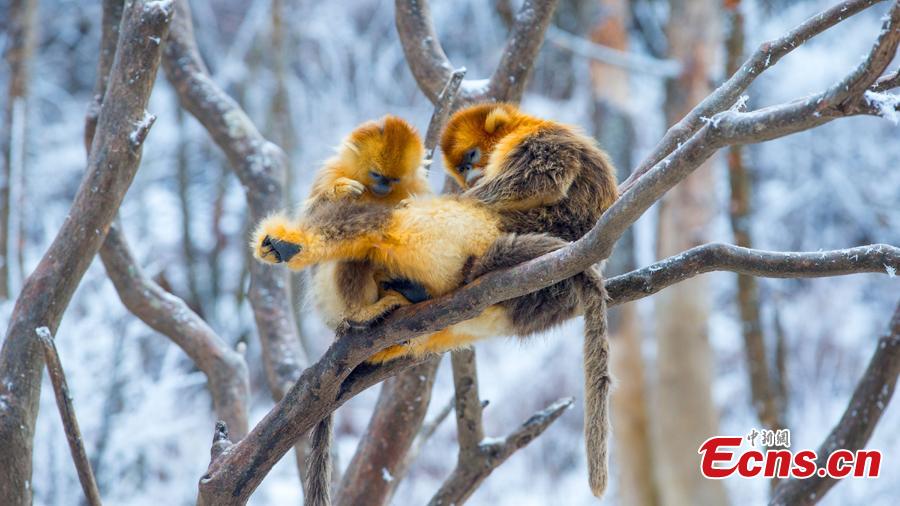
top-left (440, 103), bottom-right (619, 497)
top-left (305, 115), bottom-right (431, 328)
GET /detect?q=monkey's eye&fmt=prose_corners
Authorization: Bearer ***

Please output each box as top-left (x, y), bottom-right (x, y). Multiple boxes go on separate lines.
top-left (463, 148), bottom-right (481, 164)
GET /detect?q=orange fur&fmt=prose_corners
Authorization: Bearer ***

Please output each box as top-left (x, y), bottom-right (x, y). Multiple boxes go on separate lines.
top-left (308, 115), bottom-right (429, 207)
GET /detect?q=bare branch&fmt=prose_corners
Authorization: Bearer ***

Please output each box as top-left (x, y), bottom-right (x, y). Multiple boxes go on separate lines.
top-left (770, 300), bottom-right (900, 506)
top-left (450, 349), bottom-right (485, 452)
top-left (622, 0), bottom-right (886, 192)
top-left (545, 26), bottom-right (681, 78)
top-left (99, 224), bottom-right (250, 437)
top-left (162, 0), bottom-right (306, 400)
top-left (0, 2), bottom-right (172, 502)
top-left (486, 0), bottom-right (561, 103)
top-left (36, 328), bottom-right (103, 506)
top-left (396, 0), bottom-right (559, 104)
top-left (423, 68), bottom-right (466, 162)
top-left (428, 397), bottom-right (574, 506)
top-left (606, 243), bottom-right (899, 306)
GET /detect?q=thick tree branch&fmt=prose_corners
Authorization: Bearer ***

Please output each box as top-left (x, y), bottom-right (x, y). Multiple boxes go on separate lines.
top-left (100, 224), bottom-right (251, 437)
top-left (395, 0), bottom-right (559, 104)
top-left (36, 329), bottom-right (103, 506)
top-left (0, 3), bottom-right (172, 504)
top-left (606, 243), bottom-right (899, 306)
top-left (769, 300), bottom-right (900, 506)
top-left (621, 0), bottom-right (886, 192)
top-left (195, 6), bottom-right (900, 503)
top-left (428, 397), bottom-right (574, 506)
top-left (163, 0), bottom-right (307, 400)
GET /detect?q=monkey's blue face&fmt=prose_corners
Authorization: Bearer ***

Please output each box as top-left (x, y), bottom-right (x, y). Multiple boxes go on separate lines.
top-left (368, 170), bottom-right (399, 196)
top-left (455, 148), bottom-right (483, 187)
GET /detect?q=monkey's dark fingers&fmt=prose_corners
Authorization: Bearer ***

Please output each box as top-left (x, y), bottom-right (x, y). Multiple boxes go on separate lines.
top-left (261, 235), bottom-right (301, 263)
top-left (343, 304), bottom-right (402, 330)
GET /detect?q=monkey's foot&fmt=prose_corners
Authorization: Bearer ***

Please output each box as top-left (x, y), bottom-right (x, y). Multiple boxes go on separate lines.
top-left (331, 177), bottom-right (366, 199)
top-left (366, 344), bottom-right (413, 364)
top-left (342, 292), bottom-right (411, 329)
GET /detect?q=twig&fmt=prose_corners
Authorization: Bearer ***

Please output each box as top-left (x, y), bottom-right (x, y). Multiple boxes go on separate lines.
top-left (0, 2), bottom-right (172, 502)
top-left (769, 300), bottom-right (900, 505)
top-left (391, 393), bottom-right (456, 494)
top-left (36, 328), bottom-right (103, 506)
top-left (428, 397), bottom-right (574, 505)
top-left (423, 68), bottom-right (467, 164)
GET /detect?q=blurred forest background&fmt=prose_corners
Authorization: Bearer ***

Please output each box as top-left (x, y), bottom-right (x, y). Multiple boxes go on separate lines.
top-left (1, 0), bottom-right (898, 504)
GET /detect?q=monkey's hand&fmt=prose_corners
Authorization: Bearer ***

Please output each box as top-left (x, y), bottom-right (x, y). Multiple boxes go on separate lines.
top-left (252, 214), bottom-right (303, 264)
top-left (330, 177), bottom-right (367, 199)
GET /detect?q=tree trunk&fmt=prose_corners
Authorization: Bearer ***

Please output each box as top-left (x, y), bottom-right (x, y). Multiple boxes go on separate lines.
top-left (0, 0), bottom-right (37, 300)
top-left (652, 1), bottom-right (729, 505)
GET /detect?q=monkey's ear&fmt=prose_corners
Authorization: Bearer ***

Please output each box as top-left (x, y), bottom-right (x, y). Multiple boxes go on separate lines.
top-left (484, 107), bottom-right (511, 134)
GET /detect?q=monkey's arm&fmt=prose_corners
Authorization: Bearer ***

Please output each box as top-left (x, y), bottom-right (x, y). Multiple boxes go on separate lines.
top-left (464, 133), bottom-right (580, 211)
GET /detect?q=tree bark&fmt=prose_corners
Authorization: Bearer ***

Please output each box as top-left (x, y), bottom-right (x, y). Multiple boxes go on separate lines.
top-left (0, 2), bottom-right (172, 504)
top-left (0, 0), bottom-right (38, 299)
top-left (652, 1), bottom-right (729, 505)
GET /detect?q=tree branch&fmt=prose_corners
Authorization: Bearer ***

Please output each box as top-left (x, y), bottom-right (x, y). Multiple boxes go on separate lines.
top-left (770, 300), bottom-right (900, 506)
top-left (428, 397), bottom-right (574, 506)
top-left (606, 243), bottom-right (899, 306)
top-left (621, 0), bottom-right (887, 192)
top-left (0, 2), bottom-right (172, 503)
top-left (36, 329), bottom-right (102, 506)
top-left (395, 0), bottom-right (560, 104)
top-left (162, 0), bottom-right (307, 400)
top-left (99, 224), bottom-right (251, 437)
top-left (195, 6), bottom-right (900, 502)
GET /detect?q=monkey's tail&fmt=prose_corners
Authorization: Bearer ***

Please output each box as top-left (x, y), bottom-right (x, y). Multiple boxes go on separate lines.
top-left (578, 268), bottom-right (611, 498)
top-left (304, 415), bottom-right (334, 506)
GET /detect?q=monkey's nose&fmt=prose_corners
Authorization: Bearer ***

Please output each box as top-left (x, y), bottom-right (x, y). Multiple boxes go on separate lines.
top-left (266, 236), bottom-right (302, 262)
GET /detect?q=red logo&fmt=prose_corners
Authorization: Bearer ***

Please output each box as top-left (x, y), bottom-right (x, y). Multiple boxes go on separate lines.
top-left (698, 431), bottom-right (882, 479)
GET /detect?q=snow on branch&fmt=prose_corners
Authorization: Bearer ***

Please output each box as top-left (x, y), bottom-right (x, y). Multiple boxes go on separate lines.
top-left (770, 301), bottom-right (900, 506)
top-left (428, 395), bottom-right (574, 506)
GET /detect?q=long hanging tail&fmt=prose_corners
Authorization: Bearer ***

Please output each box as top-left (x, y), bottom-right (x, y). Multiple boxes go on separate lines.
top-left (305, 415), bottom-right (334, 506)
top-left (578, 268), bottom-right (611, 498)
